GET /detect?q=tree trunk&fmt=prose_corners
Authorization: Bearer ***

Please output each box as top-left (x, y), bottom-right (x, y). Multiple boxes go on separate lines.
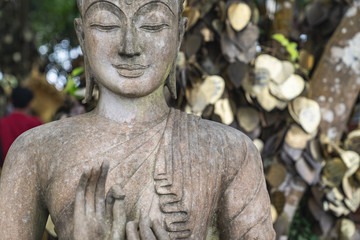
top-left (273, 0), bottom-right (294, 38)
top-left (308, 4), bottom-right (360, 143)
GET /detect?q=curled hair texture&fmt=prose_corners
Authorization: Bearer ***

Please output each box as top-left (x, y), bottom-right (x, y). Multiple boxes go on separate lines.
top-left (76, 0), bottom-right (186, 40)
top-left (77, 0), bottom-right (185, 17)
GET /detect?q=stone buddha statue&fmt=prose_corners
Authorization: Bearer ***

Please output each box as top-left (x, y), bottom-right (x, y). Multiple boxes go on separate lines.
top-left (0, 0), bottom-right (275, 239)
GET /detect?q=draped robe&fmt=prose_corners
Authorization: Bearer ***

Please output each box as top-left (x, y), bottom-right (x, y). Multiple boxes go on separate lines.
top-left (0, 108), bottom-right (275, 239)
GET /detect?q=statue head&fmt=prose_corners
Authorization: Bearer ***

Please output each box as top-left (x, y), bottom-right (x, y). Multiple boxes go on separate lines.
top-left (75, 0), bottom-right (187, 102)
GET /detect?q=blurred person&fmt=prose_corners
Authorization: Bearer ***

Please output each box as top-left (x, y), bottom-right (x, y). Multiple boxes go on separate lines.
top-left (0, 87), bottom-right (42, 167)
top-left (0, 85), bottom-right (7, 118)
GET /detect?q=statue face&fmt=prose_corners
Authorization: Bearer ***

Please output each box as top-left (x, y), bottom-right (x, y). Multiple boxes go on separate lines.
top-left (78, 0), bottom-right (180, 98)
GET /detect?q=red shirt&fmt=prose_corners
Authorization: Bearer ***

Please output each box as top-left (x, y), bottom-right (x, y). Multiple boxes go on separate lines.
top-left (0, 112), bottom-right (42, 167)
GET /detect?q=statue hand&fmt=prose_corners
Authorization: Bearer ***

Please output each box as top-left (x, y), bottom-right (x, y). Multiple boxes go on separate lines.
top-left (126, 216), bottom-right (170, 240)
top-left (73, 161), bottom-right (126, 240)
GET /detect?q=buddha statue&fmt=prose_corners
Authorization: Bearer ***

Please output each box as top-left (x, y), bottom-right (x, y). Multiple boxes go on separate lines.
top-left (0, 0), bottom-right (275, 239)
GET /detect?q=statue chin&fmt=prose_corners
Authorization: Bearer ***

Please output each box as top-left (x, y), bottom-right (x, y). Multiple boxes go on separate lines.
top-left (89, 63), bottom-right (169, 99)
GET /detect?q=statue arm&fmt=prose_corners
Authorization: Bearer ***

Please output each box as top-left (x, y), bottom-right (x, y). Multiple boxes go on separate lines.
top-left (0, 136), bottom-right (48, 239)
top-left (217, 139), bottom-right (275, 240)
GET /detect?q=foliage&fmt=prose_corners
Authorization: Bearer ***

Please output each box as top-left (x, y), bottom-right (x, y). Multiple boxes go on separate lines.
top-left (0, 74), bottom-right (18, 93)
top-left (289, 195), bottom-right (319, 240)
top-left (30, 0), bottom-right (79, 47)
top-left (63, 67), bottom-right (83, 98)
top-left (272, 33), bottom-right (299, 62)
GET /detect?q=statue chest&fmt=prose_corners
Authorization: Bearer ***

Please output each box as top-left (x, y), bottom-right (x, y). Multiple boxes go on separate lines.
top-left (44, 150), bottom-right (221, 240)
top-left (41, 111), bottom-right (224, 239)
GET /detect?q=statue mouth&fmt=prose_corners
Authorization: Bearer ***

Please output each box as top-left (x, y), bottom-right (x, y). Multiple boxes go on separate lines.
top-left (112, 64), bottom-right (148, 78)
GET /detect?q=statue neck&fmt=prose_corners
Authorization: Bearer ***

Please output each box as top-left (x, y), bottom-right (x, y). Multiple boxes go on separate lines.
top-left (94, 85), bottom-right (170, 124)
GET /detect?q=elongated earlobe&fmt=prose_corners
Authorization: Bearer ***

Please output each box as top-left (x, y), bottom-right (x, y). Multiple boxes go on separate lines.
top-left (166, 61), bottom-right (177, 99)
top-left (166, 17), bottom-right (187, 100)
top-left (178, 17), bottom-right (188, 44)
top-left (84, 57), bottom-right (95, 103)
top-left (74, 18), bottom-right (85, 49)
top-left (74, 18), bottom-right (95, 103)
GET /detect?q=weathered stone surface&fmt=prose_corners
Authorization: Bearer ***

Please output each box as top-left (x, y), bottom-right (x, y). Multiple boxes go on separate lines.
top-left (0, 0), bottom-right (275, 239)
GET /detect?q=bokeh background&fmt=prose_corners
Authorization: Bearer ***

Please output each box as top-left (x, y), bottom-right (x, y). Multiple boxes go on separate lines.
top-left (0, 0), bottom-right (360, 239)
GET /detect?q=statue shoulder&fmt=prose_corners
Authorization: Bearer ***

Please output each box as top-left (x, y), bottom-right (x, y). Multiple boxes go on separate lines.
top-left (2, 115), bottom-right (90, 182)
top-left (195, 117), bottom-right (261, 182)
top-left (197, 118), bottom-right (255, 153)
top-left (4, 115), bottom-right (89, 168)
top-left (179, 111), bottom-right (258, 157)
top-left (11, 115), bottom-right (87, 147)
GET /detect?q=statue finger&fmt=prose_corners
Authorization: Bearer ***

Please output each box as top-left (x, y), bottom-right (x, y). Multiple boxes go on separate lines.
top-left (74, 169), bottom-right (90, 217)
top-left (151, 219), bottom-right (170, 240)
top-left (111, 197), bottom-right (126, 240)
top-left (95, 160), bottom-right (109, 220)
top-left (126, 221), bottom-right (140, 240)
top-left (73, 169), bottom-right (91, 240)
top-left (85, 163), bottom-right (101, 217)
top-left (139, 216), bottom-right (156, 240)
top-left (105, 185), bottom-right (125, 220)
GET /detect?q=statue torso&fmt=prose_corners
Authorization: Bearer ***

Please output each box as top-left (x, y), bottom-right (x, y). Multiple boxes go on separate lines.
top-left (37, 109), bottom-right (238, 240)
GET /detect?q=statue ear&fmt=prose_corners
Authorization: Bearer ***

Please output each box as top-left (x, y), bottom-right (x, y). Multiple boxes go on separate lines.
top-left (74, 18), bottom-right (95, 103)
top-left (178, 17), bottom-right (188, 51)
top-left (167, 17), bottom-right (188, 100)
top-left (166, 61), bottom-right (177, 99)
top-left (74, 18), bottom-right (85, 54)
top-left (84, 57), bottom-right (95, 103)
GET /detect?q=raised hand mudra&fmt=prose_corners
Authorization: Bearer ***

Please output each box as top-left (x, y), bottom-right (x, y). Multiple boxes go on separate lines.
top-left (73, 161), bottom-right (170, 240)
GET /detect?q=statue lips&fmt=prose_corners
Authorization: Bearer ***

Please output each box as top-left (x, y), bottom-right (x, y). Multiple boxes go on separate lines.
top-left (113, 64), bottom-right (149, 78)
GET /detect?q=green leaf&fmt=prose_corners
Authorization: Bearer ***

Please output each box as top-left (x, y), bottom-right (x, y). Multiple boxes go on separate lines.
top-left (272, 33), bottom-right (289, 47)
top-left (71, 66), bottom-right (83, 77)
top-left (287, 45), bottom-right (299, 62)
top-left (272, 34), bottom-right (299, 62)
top-left (288, 42), bottom-right (298, 49)
top-left (63, 76), bottom-right (77, 95)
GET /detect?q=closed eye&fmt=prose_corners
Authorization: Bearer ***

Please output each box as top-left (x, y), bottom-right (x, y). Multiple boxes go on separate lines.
top-left (90, 24), bottom-right (120, 32)
top-left (140, 24), bottom-right (169, 32)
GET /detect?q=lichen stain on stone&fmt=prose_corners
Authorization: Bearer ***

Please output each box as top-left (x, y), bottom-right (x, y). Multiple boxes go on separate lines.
top-left (22, 216), bottom-right (30, 224)
top-left (346, 2), bottom-right (360, 18)
top-left (346, 7), bottom-right (357, 18)
top-left (336, 65), bottom-right (342, 72)
top-left (334, 103), bottom-right (346, 116)
top-left (323, 109), bottom-right (334, 123)
top-left (331, 32), bottom-right (360, 75)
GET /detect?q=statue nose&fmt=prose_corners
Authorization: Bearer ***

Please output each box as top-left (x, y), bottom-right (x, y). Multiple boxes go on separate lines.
top-left (119, 25), bottom-right (141, 58)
